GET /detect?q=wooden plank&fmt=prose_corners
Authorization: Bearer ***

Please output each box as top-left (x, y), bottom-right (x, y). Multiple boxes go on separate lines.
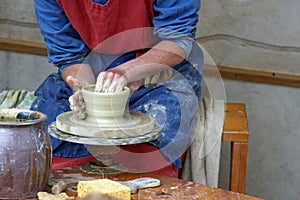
top-left (218, 65), bottom-right (300, 88)
top-left (203, 64), bottom-right (300, 88)
top-left (0, 37), bottom-right (47, 56)
top-left (1, 37), bottom-right (299, 87)
top-left (223, 132), bottom-right (248, 143)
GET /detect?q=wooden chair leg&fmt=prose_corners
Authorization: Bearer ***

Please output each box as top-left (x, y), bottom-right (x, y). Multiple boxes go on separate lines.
top-left (230, 142), bottom-right (248, 193)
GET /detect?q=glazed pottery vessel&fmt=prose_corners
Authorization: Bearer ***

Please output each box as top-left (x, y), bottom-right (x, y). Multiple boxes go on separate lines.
top-left (0, 109), bottom-right (51, 199)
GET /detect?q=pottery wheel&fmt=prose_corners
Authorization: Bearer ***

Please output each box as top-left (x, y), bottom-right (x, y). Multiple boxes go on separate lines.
top-left (48, 122), bottom-right (160, 146)
top-left (56, 111), bottom-right (155, 138)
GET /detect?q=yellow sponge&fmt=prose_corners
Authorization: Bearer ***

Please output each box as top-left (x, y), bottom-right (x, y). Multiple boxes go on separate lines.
top-left (77, 179), bottom-right (131, 200)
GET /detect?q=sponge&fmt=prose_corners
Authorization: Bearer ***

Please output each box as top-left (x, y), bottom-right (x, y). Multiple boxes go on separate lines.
top-left (77, 179), bottom-right (131, 200)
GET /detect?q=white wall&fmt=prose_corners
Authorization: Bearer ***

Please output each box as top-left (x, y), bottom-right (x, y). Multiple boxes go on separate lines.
top-left (197, 0), bottom-right (300, 75)
top-left (0, 50), bottom-right (55, 91)
top-left (0, 0), bottom-right (42, 42)
top-left (0, 51), bottom-right (8, 91)
top-left (197, 1), bottom-right (300, 199)
top-left (0, 0), bottom-right (52, 90)
top-left (222, 80), bottom-right (300, 200)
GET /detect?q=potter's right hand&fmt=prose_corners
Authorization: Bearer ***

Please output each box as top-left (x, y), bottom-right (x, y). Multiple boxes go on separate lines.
top-left (95, 71), bottom-right (127, 93)
top-left (95, 71), bottom-right (141, 93)
top-left (66, 76), bottom-right (88, 119)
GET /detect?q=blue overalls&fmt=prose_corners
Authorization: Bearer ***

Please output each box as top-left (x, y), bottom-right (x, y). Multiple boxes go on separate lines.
top-left (30, 42), bottom-right (203, 168)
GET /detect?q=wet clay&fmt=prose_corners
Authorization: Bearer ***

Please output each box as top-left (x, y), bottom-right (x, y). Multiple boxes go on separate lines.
top-left (56, 86), bottom-right (155, 138)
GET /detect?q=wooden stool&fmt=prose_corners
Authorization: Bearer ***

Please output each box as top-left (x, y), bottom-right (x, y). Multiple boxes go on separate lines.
top-left (223, 103), bottom-right (249, 194)
top-left (178, 103), bottom-right (249, 194)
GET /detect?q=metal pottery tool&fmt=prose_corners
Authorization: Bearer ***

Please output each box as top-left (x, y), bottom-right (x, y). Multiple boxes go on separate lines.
top-left (117, 177), bottom-right (161, 194)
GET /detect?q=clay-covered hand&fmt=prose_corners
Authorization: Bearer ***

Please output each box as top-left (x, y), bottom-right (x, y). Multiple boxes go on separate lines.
top-left (95, 71), bottom-right (127, 93)
top-left (66, 76), bottom-right (88, 119)
top-left (95, 71), bottom-right (141, 93)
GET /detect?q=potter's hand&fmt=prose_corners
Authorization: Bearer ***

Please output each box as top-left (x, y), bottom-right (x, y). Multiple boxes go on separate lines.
top-left (66, 76), bottom-right (88, 119)
top-left (95, 71), bottom-right (141, 93)
top-left (95, 71), bottom-right (126, 93)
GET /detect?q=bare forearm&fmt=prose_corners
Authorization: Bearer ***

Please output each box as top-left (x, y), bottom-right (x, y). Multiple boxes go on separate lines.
top-left (109, 40), bottom-right (186, 83)
top-left (61, 63), bottom-right (96, 90)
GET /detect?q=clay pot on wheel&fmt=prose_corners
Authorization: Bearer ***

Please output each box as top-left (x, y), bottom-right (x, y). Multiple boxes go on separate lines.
top-left (82, 85), bottom-right (130, 124)
top-left (55, 85), bottom-right (155, 138)
top-left (0, 109), bottom-right (51, 199)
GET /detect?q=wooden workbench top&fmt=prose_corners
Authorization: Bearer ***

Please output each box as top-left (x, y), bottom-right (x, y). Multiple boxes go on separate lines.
top-left (29, 167), bottom-right (263, 200)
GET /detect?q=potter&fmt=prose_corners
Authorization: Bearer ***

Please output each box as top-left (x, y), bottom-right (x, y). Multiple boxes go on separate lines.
top-left (32, 0), bottom-right (203, 176)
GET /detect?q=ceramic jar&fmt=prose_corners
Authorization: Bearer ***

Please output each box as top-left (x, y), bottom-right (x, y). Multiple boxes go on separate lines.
top-left (0, 109), bottom-right (51, 199)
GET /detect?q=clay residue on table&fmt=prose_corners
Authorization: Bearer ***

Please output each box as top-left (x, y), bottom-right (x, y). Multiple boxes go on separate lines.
top-left (49, 168), bottom-right (102, 194)
top-left (44, 167), bottom-right (263, 200)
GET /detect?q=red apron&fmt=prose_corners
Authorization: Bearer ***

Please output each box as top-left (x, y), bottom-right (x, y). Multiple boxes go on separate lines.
top-left (57, 0), bottom-right (157, 54)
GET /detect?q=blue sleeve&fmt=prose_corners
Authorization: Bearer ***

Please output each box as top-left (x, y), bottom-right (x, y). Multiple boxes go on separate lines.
top-left (152, 0), bottom-right (201, 57)
top-left (33, 0), bottom-right (89, 70)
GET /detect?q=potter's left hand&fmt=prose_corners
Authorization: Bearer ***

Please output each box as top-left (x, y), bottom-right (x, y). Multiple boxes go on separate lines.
top-left (66, 76), bottom-right (88, 119)
top-left (95, 71), bottom-right (141, 93)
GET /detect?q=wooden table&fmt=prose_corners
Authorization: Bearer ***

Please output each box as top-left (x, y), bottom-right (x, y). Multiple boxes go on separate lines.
top-left (29, 167), bottom-right (263, 200)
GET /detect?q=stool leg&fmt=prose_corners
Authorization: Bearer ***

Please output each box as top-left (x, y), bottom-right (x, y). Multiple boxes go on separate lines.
top-left (230, 142), bottom-right (248, 193)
